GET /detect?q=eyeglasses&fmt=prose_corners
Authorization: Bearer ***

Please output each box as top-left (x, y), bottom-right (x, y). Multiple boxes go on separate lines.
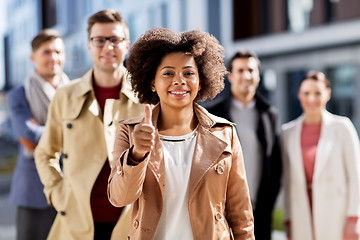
top-left (89, 36), bottom-right (127, 48)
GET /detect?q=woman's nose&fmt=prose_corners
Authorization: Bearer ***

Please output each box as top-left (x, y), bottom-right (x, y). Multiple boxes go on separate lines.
top-left (173, 75), bottom-right (186, 85)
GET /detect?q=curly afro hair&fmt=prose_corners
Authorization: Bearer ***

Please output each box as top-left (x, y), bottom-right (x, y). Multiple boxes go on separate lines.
top-left (126, 28), bottom-right (227, 104)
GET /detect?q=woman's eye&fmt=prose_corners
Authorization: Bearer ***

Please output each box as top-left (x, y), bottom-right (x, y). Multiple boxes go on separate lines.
top-left (301, 92), bottom-right (309, 96)
top-left (163, 72), bottom-right (173, 76)
top-left (184, 71), bottom-right (194, 76)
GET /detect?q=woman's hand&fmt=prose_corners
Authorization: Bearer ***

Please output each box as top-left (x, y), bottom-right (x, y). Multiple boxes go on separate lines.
top-left (131, 104), bottom-right (155, 162)
top-left (344, 217), bottom-right (359, 240)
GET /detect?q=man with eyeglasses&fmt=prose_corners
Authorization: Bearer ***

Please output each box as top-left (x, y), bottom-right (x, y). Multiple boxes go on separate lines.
top-left (34, 9), bottom-right (144, 240)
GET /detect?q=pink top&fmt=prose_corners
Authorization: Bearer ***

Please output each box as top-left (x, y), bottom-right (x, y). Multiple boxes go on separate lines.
top-left (301, 122), bottom-right (321, 210)
top-left (301, 123), bottom-right (321, 184)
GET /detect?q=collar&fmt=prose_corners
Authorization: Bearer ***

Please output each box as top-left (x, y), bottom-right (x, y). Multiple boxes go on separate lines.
top-left (72, 66), bottom-right (139, 104)
top-left (296, 110), bottom-right (333, 127)
top-left (231, 98), bottom-right (256, 109)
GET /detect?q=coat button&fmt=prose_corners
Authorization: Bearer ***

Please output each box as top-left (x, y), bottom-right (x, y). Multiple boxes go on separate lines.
top-left (108, 121), bottom-right (113, 126)
top-left (60, 211), bottom-right (66, 216)
top-left (117, 166), bottom-right (124, 176)
top-left (216, 165), bottom-right (224, 175)
top-left (215, 212), bottom-right (222, 220)
top-left (133, 219), bottom-right (139, 229)
top-left (66, 123), bottom-right (72, 129)
top-left (63, 153), bottom-right (68, 159)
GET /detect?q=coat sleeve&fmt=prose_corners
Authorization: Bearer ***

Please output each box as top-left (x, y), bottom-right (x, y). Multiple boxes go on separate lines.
top-left (341, 118), bottom-right (360, 217)
top-left (225, 126), bottom-right (255, 239)
top-left (268, 109), bottom-right (282, 208)
top-left (280, 126), bottom-right (291, 222)
top-left (6, 87), bottom-right (44, 145)
top-left (108, 123), bottom-right (149, 207)
top-left (34, 91), bottom-right (65, 208)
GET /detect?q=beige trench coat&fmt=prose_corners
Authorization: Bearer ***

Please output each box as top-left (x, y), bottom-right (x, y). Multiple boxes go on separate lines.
top-left (34, 68), bottom-right (145, 240)
top-left (108, 103), bottom-right (255, 240)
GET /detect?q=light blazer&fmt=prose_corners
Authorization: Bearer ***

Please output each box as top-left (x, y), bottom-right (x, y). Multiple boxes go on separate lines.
top-left (108, 103), bottom-right (255, 240)
top-left (6, 86), bottom-right (47, 208)
top-left (281, 110), bottom-right (360, 240)
top-left (34, 68), bottom-right (145, 240)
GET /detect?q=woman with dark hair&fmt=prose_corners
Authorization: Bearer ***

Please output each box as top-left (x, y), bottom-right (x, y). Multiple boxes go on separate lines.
top-left (281, 71), bottom-right (360, 240)
top-left (108, 28), bottom-right (254, 239)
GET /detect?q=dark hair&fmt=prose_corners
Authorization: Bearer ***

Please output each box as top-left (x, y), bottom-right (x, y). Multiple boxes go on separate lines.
top-left (228, 49), bottom-right (260, 73)
top-left (126, 28), bottom-right (227, 104)
top-left (302, 71), bottom-right (331, 88)
top-left (31, 29), bottom-right (62, 52)
top-left (87, 9), bottom-right (129, 39)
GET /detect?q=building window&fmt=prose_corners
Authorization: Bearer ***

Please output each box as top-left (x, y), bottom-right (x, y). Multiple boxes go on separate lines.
top-left (128, 13), bottom-right (139, 46)
top-left (66, 0), bottom-right (83, 33)
top-left (161, 3), bottom-right (168, 28)
top-left (232, 0), bottom-right (287, 40)
top-left (42, 0), bottom-right (57, 28)
top-left (208, 0), bottom-right (220, 42)
top-left (287, 0), bottom-right (313, 32)
top-left (286, 69), bottom-right (307, 121)
top-left (85, 0), bottom-right (92, 15)
top-left (233, 0), bottom-right (261, 40)
top-left (180, 0), bottom-right (187, 31)
top-left (148, 7), bottom-right (156, 28)
top-left (326, 64), bottom-right (356, 119)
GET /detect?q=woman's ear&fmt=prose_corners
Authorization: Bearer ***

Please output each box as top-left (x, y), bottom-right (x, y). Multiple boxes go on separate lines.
top-left (151, 80), bottom-right (156, 92)
top-left (326, 88), bottom-right (332, 102)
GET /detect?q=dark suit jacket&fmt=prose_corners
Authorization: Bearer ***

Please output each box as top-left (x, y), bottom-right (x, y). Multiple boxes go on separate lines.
top-left (206, 93), bottom-right (282, 240)
top-left (6, 86), bottom-right (48, 209)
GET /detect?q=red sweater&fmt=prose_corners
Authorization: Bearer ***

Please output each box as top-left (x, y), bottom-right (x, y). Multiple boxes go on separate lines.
top-left (90, 80), bottom-right (122, 222)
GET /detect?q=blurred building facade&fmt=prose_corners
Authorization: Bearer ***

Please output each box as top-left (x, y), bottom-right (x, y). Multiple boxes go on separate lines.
top-left (1, 0), bottom-right (360, 131)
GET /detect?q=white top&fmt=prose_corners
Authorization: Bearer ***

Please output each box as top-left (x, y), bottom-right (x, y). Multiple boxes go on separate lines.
top-left (230, 98), bottom-right (262, 207)
top-left (153, 127), bottom-right (198, 240)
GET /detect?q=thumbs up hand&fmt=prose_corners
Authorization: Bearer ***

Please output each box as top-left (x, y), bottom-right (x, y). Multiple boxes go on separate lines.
top-left (131, 104), bottom-right (155, 162)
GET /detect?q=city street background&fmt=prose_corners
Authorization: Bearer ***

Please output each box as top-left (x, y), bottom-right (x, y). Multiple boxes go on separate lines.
top-left (1, 0), bottom-right (360, 239)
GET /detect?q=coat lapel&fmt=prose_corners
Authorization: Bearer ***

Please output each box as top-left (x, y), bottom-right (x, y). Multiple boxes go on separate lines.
top-left (147, 133), bottom-right (165, 198)
top-left (313, 111), bottom-right (334, 181)
top-left (187, 124), bottom-right (228, 197)
top-left (288, 117), bottom-right (308, 182)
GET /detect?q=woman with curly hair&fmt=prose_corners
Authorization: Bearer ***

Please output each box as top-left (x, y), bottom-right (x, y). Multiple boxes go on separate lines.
top-left (108, 28), bottom-right (254, 239)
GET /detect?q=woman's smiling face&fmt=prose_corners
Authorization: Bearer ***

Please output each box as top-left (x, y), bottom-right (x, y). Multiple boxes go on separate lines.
top-left (152, 52), bottom-right (201, 110)
top-left (298, 78), bottom-right (331, 116)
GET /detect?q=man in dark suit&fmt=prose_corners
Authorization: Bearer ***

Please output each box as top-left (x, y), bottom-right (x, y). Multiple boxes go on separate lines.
top-left (206, 49), bottom-right (282, 240)
top-left (6, 29), bottom-right (69, 240)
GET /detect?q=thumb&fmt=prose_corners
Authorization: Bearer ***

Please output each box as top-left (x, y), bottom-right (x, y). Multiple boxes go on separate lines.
top-left (144, 104), bottom-right (152, 125)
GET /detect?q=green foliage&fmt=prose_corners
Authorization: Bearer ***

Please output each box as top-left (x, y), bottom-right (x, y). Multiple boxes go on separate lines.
top-left (272, 207), bottom-right (286, 231)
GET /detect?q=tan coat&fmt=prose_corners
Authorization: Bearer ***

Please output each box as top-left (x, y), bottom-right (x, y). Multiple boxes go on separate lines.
top-left (108, 103), bottom-right (254, 240)
top-left (34, 68), bottom-right (145, 240)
